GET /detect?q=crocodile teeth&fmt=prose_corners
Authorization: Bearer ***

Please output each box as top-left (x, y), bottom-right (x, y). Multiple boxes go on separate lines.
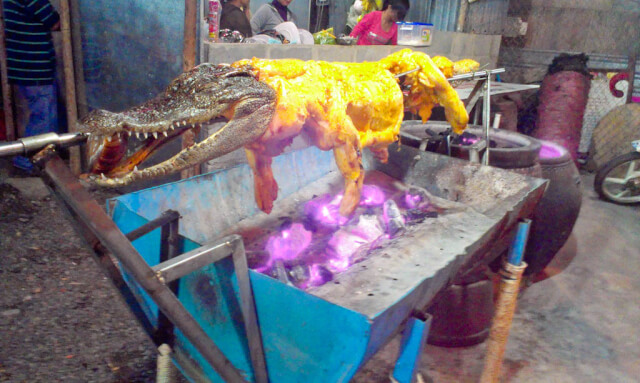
top-left (152, 132), bottom-right (158, 139)
top-left (133, 165), bottom-right (139, 172)
top-left (137, 132), bottom-right (143, 139)
top-left (101, 173), bottom-right (106, 179)
top-left (143, 133), bottom-right (149, 139)
top-left (163, 131), bottom-right (168, 137)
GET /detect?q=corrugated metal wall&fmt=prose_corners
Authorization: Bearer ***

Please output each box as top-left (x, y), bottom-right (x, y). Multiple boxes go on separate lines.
top-left (465, 0), bottom-right (509, 34)
top-left (404, 0), bottom-right (460, 31)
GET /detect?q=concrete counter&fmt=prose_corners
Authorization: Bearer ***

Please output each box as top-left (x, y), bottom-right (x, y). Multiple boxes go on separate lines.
top-left (203, 31), bottom-right (501, 68)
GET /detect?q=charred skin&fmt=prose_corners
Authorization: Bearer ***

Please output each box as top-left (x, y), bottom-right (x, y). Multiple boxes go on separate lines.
top-left (82, 50), bottom-right (469, 217)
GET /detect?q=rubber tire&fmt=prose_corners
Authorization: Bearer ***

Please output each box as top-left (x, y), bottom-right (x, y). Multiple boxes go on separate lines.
top-left (400, 121), bottom-right (541, 169)
top-left (594, 151), bottom-right (640, 205)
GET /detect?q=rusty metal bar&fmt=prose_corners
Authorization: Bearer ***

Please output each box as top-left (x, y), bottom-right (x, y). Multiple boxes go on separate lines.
top-left (124, 210), bottom-right (180, 242)
top-left (35, 150), bottom-right (248, 383)
top-left (152, 240), bottom-right (233, 283)
top-left (155, 212), bottom-right (181, 346)
top-left (231, 238), bottom-right (269, 383)
top-left (151, 235), bottom-right (270, 383)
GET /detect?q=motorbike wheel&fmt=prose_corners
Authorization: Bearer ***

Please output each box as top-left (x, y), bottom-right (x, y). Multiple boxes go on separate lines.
top-left (594, 152), bottom-right (640, 204)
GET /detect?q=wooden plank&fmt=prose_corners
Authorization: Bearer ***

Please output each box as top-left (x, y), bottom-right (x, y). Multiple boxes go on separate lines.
top-left (181, 0), bottom-right (199, 180)
top-left (60, 0), bottom-right (81, 174)
top-left (0, 0), bottom-right (16, 141)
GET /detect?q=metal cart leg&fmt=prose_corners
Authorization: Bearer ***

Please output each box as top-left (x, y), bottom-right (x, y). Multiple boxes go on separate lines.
top-left (391, 313), bottom-right (433, 383)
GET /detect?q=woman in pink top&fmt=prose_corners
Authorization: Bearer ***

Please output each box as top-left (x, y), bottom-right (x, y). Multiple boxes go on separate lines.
top-left (349, 0), bottom-right (410, 45)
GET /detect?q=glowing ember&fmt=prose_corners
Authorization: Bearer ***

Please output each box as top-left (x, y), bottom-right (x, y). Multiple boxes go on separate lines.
top-left (359, 185), bottom-right (386, 206)
top-left (265, 223), bottom-right (312, 261)
top-left (404, 187), bottom-right (430, 209)
top-left (327, 215), bottom-right (384, 271)
top-left (307, 264), bottom-right (333, 287)
top-left (405, 193), bottom-right (422, 209)
top-left (304, 193), bottom-right (348, 226)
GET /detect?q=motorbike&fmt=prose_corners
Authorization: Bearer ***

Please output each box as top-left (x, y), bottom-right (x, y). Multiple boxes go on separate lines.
top-left (594, 139), bottom-right (640, 204)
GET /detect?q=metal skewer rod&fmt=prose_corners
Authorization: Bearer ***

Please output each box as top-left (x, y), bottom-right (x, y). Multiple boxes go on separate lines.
top-left (0, 131), bottom-right (88, 157)
top-left (394, 67), bottom-right (421, 78)
top-left (448, 68), bottom-right (505, 82)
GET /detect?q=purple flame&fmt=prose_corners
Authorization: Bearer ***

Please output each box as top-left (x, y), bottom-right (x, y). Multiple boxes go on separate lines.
top-left (305, 193), bottom-right (348, 226)
top-left (404, 193), bottom-right (423, 209)
top-left (326, 215), bottom-right (384, 272)
top-left (265, 223), bottom-right (312, 261)
top-left (539, 143), bottom-right (563, 159)
top-left (359, 185), bottom-right (386, 207)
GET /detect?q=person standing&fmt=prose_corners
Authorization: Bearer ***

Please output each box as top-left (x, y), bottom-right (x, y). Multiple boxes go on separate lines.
top-left (349, 0), bottom-right (409, 46)
top-left (3, 0), bottom-right (60, 172)
top-left (250, 0), bottom-right (297, 35)
top-left (220, 0), bottom-right (253, 39)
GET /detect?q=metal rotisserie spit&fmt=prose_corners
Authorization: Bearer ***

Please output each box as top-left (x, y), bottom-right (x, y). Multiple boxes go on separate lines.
top-left (108, 142), bottom-right (546, 382)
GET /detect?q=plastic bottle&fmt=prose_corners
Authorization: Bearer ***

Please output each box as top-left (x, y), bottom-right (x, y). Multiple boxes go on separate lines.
top-left (208, 0), bottom-right (221, 42)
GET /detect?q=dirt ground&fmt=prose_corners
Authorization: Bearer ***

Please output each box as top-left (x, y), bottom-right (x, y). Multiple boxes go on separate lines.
top-left (0, 163), bottom-right (161, 382)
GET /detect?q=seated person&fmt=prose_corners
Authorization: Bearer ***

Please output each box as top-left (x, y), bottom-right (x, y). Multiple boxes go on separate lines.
top-left (250, 0), bottom-right (297, 35)
top-left (349, 0), bottom-right (409, 45)
top-left (220, 0), bottom-right (253, 38)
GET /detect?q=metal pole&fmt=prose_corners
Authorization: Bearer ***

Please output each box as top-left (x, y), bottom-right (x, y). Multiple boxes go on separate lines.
top-left (483, 70), bottom-right (491, 166)
top-left (480, 220), bottom-right (530, 383)
top-left (37, 151), bottom-right (248, 383)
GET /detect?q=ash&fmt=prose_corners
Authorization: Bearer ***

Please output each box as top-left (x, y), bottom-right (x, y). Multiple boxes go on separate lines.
top-left (436, 164), bottom-right (528, 212)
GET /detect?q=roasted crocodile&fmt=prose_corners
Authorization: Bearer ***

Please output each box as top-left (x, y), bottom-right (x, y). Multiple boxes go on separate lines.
top-left (81, 49), bottom-right (470, 216)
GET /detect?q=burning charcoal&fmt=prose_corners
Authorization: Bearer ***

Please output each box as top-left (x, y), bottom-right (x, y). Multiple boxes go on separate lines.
top-left (304, 193), bottom-right (348, 228)
top-left (289, 264), bottom-right (310, 285)
top-left (383, 200), bottom-right (405, 237)
top-left (274, 260), bottom-right (293, 286)
top-left (246, 250), bottom-right (271, 271)
top-left (326, 214), bottom-right (384, 271)
top-left (359, 185), bottom-right (386, 207)
top-left (308, 264), bottom-right (333, 287)
top-left (265, 223), bottom-right (312, 261)
top-left (278, 217), bottom-right (293, 230)
top-left (404, 187), bottom-right (431, 209)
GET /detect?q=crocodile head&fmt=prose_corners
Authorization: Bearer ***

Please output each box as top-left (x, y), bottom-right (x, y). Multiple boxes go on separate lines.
top-left (80, 63), bottom-right (276, 186)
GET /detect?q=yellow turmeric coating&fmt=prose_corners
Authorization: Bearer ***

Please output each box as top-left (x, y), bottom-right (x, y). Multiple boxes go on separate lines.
top-left (453, 58), bottom-right (481, 75)
top-left (232, 49), bottom-right (469, 215)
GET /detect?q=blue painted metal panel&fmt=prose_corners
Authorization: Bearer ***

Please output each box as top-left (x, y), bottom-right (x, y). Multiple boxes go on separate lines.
top-left (252, 272), bottom-right (370, 382)
top-left (113, 146), bottom-right (337, 244)
top-left (392, 315), bottom-right (432, 383)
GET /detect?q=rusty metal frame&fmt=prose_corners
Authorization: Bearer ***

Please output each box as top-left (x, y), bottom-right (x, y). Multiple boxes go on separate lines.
top-left (34, 147), bottom-right (268, 383)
